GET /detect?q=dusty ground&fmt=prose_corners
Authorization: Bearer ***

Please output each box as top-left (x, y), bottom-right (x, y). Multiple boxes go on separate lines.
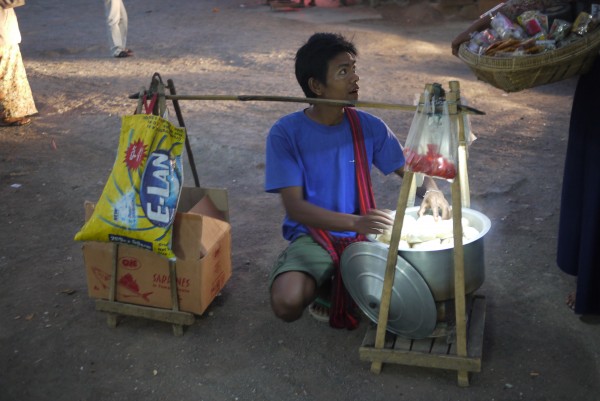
top-left (1, 0), bottom-right (599, 400)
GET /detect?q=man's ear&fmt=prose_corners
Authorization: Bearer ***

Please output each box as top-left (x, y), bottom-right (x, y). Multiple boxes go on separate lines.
top-left (308, 77), bottom-right (324, 97)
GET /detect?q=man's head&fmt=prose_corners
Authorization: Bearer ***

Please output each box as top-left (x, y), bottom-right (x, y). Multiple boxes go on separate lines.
top-left (295, 33), bottom-right (358, 99)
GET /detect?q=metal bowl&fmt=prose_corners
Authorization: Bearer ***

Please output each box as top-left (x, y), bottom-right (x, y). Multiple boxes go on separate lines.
top-left (396, 207), bottom-right (491, 301)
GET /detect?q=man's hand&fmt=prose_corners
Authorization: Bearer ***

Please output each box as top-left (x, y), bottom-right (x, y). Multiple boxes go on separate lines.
top-left (353, 209), bottom-right (395, 235)
top-left (419, 190), bottom-right (450, 220)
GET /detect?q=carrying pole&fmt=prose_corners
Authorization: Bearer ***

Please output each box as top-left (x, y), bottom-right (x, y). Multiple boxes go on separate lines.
top-left (128, 93), bottom-right (486, 115)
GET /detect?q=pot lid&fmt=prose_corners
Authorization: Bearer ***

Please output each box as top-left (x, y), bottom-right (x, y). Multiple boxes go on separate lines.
top-left (340, 241), bottom-right (436, 339)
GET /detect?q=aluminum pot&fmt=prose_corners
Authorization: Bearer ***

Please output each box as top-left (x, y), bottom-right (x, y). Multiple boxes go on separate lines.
top-left (394, 207), bottom-right (491, 301)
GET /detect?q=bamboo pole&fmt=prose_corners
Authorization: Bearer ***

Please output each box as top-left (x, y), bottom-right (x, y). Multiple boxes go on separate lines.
top-left (128, 93), bottom-right (486, 115)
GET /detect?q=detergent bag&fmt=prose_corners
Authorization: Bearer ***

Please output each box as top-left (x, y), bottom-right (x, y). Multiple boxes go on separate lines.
top-left (74, 114), bottom-right (186, 260)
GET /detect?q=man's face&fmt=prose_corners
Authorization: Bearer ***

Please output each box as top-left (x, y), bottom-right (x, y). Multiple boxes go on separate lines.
top-left (320, 52), bottom-right (359, 101)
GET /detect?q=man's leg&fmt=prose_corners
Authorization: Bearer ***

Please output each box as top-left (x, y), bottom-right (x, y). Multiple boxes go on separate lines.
top-left (268, 236), bottom-right (334, 322)
top-left (104, 0), bottom-right (125, 56)
top-left (118, 0), bottom-right (129, 52)
top-left (271, 271), bottom-right (317, 322)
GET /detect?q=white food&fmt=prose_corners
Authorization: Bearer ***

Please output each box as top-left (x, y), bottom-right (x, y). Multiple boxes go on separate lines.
top-left (375, 211), bottom-right (480, 250)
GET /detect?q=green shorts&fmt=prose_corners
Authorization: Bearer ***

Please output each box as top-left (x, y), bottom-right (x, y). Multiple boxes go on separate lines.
top-left (268, 235), bottom-right (334, 289)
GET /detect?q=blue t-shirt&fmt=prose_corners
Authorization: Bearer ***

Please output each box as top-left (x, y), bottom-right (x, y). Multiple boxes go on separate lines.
top-left (265, 109), bottom-right (405, 241)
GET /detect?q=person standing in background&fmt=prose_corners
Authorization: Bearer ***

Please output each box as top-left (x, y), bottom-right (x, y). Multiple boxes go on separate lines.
top-left (104, 0), bottom-right (132, 58)
top-left (451, 0), bottom-right (600, 317)
top-left (0, 6), bottom-right (37, 127)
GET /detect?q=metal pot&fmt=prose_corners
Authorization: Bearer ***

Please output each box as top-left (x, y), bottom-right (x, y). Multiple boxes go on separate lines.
top-left (397, 207), bottom-right (491, 301)
top-left (339, 207), bottom-right (491, 338)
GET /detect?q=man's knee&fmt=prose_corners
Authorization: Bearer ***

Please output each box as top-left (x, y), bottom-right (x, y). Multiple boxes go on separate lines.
top-left (269, 270), bottom-right (317, 322)
top-left (270, 289), bottom-right (305, 322)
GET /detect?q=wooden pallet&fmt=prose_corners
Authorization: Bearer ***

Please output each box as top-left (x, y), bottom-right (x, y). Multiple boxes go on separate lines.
top-left (359, 294), bottom-right (486, 375)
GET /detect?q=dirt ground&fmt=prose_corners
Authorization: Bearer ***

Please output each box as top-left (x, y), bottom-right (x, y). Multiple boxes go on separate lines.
top-left (1, 0), bottom-right (599, 400)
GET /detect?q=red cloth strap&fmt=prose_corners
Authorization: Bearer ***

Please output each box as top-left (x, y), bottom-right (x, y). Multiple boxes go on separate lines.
top-left (308, 107), bottom-right (375, 330)
top-left (140, 93), bottom-right (158, 115)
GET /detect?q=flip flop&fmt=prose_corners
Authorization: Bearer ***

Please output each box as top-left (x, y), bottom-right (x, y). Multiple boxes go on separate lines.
top-left (114, 50), bottom-right (132, 58)
top-left (308, 297), bottom-right (330, 323)
top-left (0, 117), bottom-right (31, 127)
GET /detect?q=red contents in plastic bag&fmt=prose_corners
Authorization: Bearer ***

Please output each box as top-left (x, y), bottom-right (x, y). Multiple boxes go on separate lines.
top-left (404, 144), bottom-right (457, 179)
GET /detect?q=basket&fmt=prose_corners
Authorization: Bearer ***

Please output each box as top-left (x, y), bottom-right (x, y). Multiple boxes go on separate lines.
top-left (458, 27), bottom-right (600, 92)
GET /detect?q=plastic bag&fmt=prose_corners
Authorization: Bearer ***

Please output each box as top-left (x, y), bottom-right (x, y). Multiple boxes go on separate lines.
top-left (403, 87), bottom-right (458, 181)
top-left (74, 113), bottom-right (186, 260)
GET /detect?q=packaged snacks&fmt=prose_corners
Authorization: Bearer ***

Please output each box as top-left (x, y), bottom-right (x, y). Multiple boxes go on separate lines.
top-left (548, 18), bottom-right (572, 40)
top-left (465, 5), bottom-right (599, 58)
top-left (491, 12), bottom-right (526, 40)
top-left (74, 114), bottom-right (186, 260)
top-left (517, 10), bottom-right (549, 35)
top-left (572, 12), bottom-right (594, 36)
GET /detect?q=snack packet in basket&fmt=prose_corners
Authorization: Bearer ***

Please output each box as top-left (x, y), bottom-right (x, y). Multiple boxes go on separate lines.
top-left (74, 114), bottom-right (186, 260)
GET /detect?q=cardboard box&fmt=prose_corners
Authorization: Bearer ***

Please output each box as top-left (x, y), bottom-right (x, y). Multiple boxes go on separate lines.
top-left (81, 186), bottom-right (231, 315)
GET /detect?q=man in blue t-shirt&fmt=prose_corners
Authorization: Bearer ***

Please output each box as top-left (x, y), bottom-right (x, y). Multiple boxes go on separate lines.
top-left (265, 33), bottom-right (449, 323)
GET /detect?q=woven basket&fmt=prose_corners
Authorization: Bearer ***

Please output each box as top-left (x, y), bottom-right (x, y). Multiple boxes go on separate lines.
top-left (458, 27), bottom-right (600, 92)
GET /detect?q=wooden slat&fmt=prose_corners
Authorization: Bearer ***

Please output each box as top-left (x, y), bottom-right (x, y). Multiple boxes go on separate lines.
top-left (362, 324), bottom-right (396, 348)
top-left (466, 296), bottom-right (486, 361)
top-left (393, 336), bottom-right (413, 351)
top-left (359, 347), bottom-right (481, 372)
top-left (430, 334), bottom-right (451, 355)
top-left (411, 338), bottom-right (434, 353)
top-left (169, 260), bottom-right (180, 312)
top-left (96, 300), bottom-right (195, 326)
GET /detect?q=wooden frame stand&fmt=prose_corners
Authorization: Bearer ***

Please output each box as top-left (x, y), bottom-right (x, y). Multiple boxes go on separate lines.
top-left (359, 81), bottom-right (486, 386)
top-left (93, 73), bottom-right (199, 336)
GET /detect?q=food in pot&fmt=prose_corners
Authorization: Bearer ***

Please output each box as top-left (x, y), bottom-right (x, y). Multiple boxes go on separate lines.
top-left (374, 211), bottom-right (479, 251)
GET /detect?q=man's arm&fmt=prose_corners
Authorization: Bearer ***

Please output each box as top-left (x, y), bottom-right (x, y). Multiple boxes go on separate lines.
top-left (279, 186), bottom-right (394, 235)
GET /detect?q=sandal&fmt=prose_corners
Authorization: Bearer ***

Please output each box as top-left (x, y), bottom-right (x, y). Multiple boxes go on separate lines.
top-left (0, 117), bottom-right (31, 127)
top-left (308, 297), bottom-right (330, 323)
top-left (114, 50), bottom-right (132, 58)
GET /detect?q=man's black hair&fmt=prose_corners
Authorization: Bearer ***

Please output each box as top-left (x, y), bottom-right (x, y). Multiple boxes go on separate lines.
top-left (295, 33), bottom-right (357, 98)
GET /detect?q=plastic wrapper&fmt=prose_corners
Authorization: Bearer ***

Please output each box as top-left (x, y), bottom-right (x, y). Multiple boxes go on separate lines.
top-left (517, 10), bottom-right (549, 35)
top-left (572, 12), bottom-right (594, 36)
top-left (548, 18), bottom-right (572, 41)
top-left (491, 12), bottom-right (526, 39)
top-left (74, 114), bottom-right (186, 260)
top-left (535, 39), bottom-right (557, 50)
top-left (403, 87), bottom-right (457, 181)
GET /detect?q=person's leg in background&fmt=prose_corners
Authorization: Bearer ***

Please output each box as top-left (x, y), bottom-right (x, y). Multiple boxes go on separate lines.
top-left (104, 0), bottom-right (131, 58)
